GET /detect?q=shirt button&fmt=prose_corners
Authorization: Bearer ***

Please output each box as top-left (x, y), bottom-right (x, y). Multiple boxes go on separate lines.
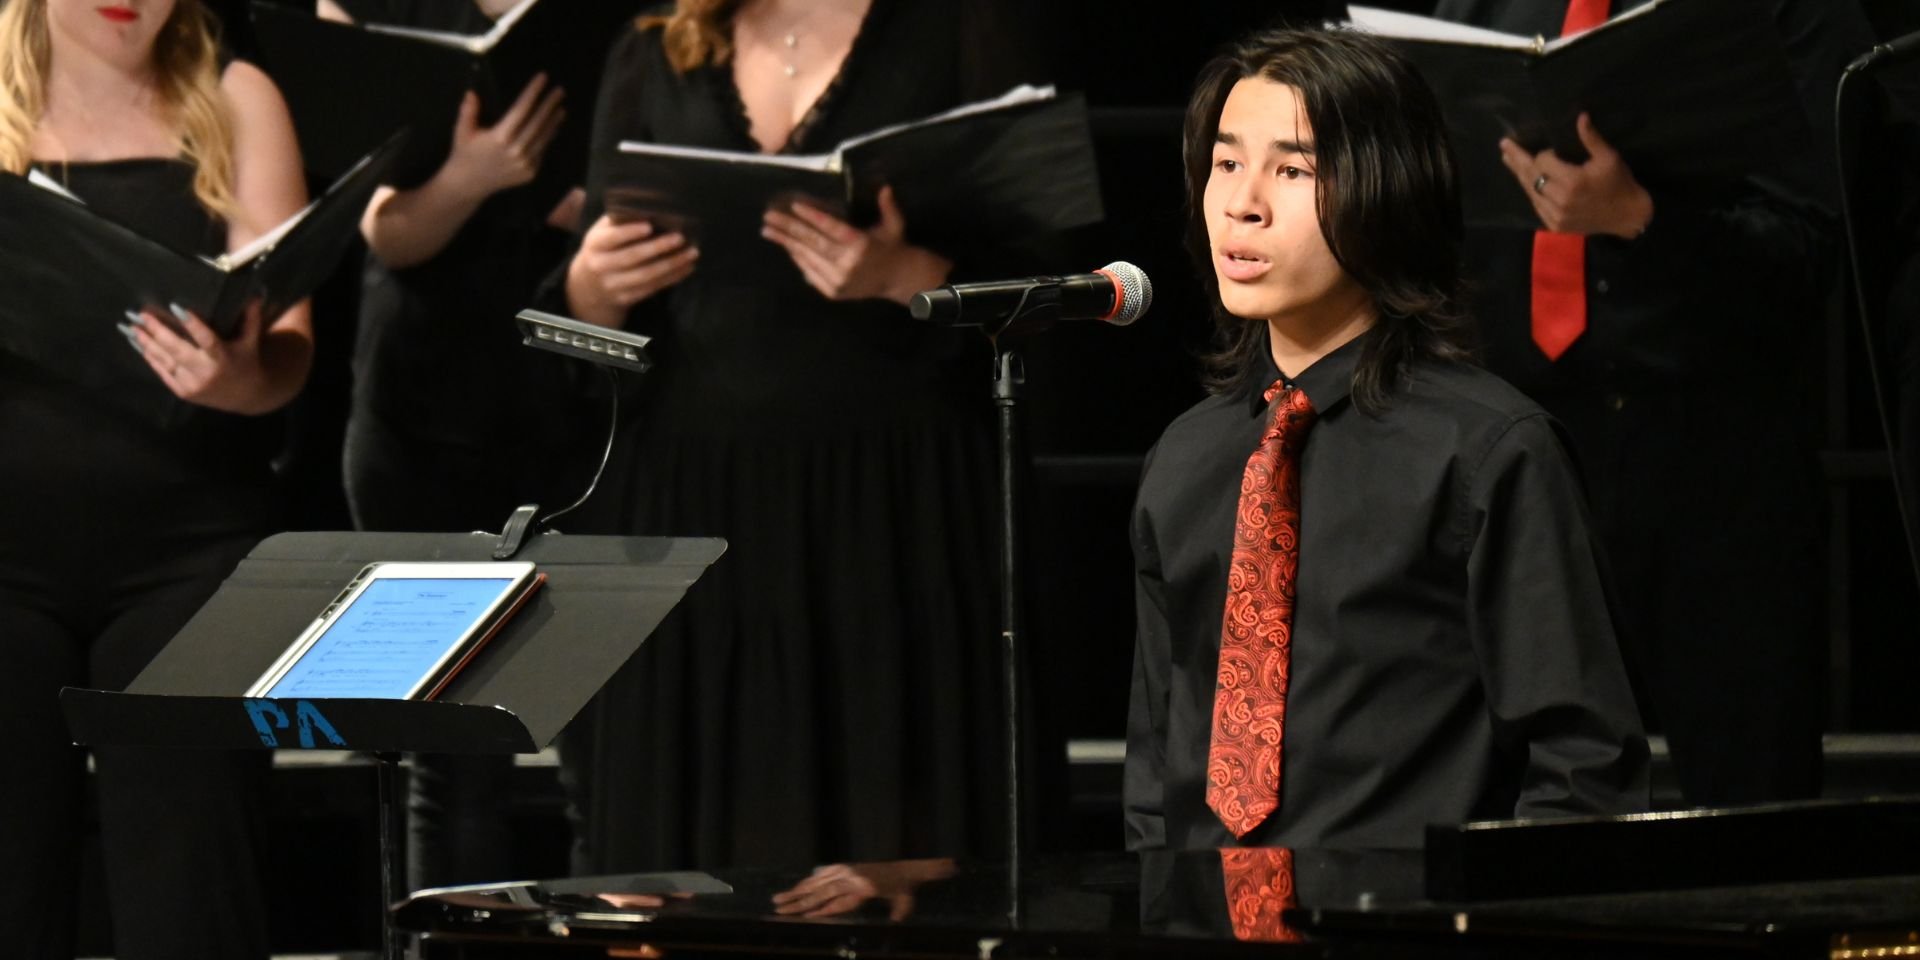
top-left (1595, 279), bottom-right (1611, 294)
top-left (1607, 393), bottom-right (1627, 412)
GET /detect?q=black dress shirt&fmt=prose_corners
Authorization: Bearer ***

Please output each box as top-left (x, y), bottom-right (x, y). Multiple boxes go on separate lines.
top-left (1125, 331), bottom-right (1649, 852)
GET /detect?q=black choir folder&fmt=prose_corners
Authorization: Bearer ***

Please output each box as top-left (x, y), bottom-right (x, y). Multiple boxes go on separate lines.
top-left (0, 134), bottom-right (399, 393)
top-left (599, 86), bottom-right (1105, 258)
top-left (250, 0), bottom-right (628, 203)
top-left (1347, 0), bottom-right (1814, 229)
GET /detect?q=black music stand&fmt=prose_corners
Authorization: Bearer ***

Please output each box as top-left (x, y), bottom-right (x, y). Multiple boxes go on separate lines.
top-left (59, 529), bottom-right (726, 960)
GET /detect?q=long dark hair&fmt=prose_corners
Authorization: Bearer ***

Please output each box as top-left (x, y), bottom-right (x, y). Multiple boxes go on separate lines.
top-left (1184, 27), bottom-right (1473, 411)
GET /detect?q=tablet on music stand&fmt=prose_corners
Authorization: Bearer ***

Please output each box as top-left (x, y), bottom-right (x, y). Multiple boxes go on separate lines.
top-left (245, 561), bottom-right (545, 701)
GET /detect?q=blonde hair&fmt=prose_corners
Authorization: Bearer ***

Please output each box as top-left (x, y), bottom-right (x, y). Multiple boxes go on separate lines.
top-left (639, 0), bottom-right (740, 75)
top-left (0, 0), bottom-right (237, 218)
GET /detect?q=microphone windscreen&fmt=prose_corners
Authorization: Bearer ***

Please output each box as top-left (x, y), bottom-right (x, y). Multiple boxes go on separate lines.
top-left (1100, 261), bottom-right (1153, 325)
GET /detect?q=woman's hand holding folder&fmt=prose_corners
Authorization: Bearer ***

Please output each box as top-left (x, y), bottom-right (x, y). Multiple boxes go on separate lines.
top-left (123, 300), bottom-right (305, 415)
top-left (439, 74), bottom-right (567, 199)
top-left (761, 185), bottom-right (953, 306)
top-left (361, 73), bottom-right (568, 270)
top-left (566, 216), bottom-right (700, 328)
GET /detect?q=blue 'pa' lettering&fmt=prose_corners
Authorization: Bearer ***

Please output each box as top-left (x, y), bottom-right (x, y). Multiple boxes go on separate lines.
top-left (244, 699), bottom-right (348, 749)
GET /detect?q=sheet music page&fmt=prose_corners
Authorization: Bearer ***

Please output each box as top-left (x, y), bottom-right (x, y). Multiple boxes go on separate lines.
top-left (1345, 7), bottom-right (1536, 50)
top-left (264, 577), bottom-right (516, 699)
top-left (834, 84), bottom-right (1057, 156)
top-left (26, 167), bottom-right (83, 203)
top-left (618, 86), bottom-right (1057, 175)
top-left (474, 0), bottom-right (540, 50)
top-left (211, 200), bottom-right (309, 271)
top-left (361, 0), bottom-right (538, 53)
top-left (210, 138), bottom-right (389, 271)
top-left (616, 140), bottom-right (836, 172)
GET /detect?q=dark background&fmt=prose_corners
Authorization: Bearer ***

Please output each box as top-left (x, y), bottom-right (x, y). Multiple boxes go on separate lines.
top-left (78, 0), bottom-right (1916, 951)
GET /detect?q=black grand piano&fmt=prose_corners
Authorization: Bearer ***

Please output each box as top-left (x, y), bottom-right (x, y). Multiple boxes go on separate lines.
top-left (393, 797), bottom-right (1920, 958)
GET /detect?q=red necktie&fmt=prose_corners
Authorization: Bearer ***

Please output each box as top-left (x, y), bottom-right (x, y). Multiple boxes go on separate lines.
top-left (1529, 0), bottom-right (1612, 361)
top-left (1220, 847), bottom-right (1303, 942)
top-left (1207, 382), bottom-right (1316, 838)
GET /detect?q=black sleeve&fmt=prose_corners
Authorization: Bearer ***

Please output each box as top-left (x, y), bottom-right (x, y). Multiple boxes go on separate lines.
top-left (576, 25), bottom-right (651, 249)
top-left (938, 0), bottom-right (1079, 281)
top-left (1769, 0), bottom-right (1880, 203)
top-left (531, 23), bottom-right (668, 333)
top-left (1462, 414), bottom-right (1651, 819)
top-left (1124, 444), bottom-right (1170, 851)
top-left (1614, 176), bottom-right (1835, 349)
top-left (1611, 0), bottom-right (1862, 318)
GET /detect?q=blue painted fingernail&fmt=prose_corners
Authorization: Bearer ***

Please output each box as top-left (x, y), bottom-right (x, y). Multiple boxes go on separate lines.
top-left (124, 309), bottom-right (146, 327)
top-left (168, 302), bottom-right (190, 323)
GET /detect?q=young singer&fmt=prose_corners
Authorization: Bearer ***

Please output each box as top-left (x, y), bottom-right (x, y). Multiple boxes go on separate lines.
top-left (1125, 26), bottom-right (1648, 852)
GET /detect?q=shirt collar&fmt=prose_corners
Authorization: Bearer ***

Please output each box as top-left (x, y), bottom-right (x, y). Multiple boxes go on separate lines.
top-left (1243, 325), bottom-right (1372, 417)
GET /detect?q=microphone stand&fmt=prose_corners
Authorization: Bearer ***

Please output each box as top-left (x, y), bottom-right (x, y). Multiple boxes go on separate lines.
top-left (923, 277), bottom-right (1147, 926)
top-left (1836, 42), bottom-right (1920, 595)
top-left (990, 341), bottom-right (1026, 927)
top-left (978, 297), bottom-right (1054, 928)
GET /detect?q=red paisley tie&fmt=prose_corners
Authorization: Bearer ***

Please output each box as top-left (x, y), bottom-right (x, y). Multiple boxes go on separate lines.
top-left (1529, 0), bottom-right (1612, 361)
top-left (1220, 847), bottom-right (1303, 943)
top-left (1207, 381), bottom-right (1316, 838)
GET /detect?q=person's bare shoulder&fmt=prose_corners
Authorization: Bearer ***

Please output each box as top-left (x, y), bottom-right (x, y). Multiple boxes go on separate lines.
top-left (218, 60), bottom-right (308, 240)
top-left (219, 58), bottom-right (296, 135)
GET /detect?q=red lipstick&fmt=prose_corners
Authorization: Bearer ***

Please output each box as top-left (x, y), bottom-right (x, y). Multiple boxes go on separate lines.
top-left (97, 6), bottom-right (138, 23)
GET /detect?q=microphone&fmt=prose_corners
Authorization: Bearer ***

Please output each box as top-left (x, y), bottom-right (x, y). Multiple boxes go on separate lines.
top-left (910, 261), bottom-right (1152, 328)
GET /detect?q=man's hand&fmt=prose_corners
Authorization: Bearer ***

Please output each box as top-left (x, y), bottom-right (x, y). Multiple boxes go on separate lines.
top-left (1499, 113), bottom-right (1654, 239)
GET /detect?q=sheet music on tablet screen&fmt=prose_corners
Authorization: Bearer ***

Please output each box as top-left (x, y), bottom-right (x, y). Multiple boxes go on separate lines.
top-left (265, 578), bottom-right (516, 699)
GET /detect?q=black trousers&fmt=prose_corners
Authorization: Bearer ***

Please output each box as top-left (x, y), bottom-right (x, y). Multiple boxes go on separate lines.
top-left (1582, 405), bottom-right (1827, 807)
top-left (0, 535), bottom-right (269, 960)
top-left (344, 410), bottom-right (591, 888)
